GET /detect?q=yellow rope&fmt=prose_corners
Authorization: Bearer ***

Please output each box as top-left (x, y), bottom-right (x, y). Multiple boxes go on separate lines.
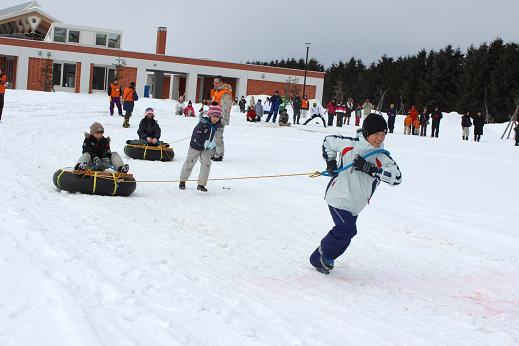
top-left (119, 171), bottom-right (322, 184)
top-left (143, 145), bottom-right (148, 160)
top-left (111, 172), bottom-right (118, 196)
top-left (92, 171), bottom-right (98, 193)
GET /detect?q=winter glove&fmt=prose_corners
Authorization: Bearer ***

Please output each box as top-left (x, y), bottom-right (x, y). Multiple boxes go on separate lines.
top-left (326, 159), bottom-right (338, 174)
top-left (93, 157), bottom-right (102, 166)
top-left (353, 155), bottom-right (379, 176)
top-left (204, 140), bottom-right (216, 150)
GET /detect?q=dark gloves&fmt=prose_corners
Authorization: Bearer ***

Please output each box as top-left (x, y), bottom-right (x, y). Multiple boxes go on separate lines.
top-left (326, 159), bottom-right (338, 174)
top-left (353, 155), bottom-right (379, 175)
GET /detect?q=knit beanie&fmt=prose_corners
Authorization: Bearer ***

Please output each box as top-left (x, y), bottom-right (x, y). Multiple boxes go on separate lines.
top-left (208, 105), bottom-right (222, 118)
top-left (144, 107), bottom-right (155, 117)
top-left (362, 113), bottom-right (387, 138)
top-left (89, 122), bottom-right (104, 135)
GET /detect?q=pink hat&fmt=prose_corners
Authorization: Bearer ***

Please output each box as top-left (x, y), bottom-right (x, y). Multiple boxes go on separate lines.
top-left (208, 105), bottom-right (222, 118)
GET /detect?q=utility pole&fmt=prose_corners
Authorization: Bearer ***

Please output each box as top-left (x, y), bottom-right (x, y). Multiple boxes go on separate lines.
top-left (302, 42), bottom-right (311, 99)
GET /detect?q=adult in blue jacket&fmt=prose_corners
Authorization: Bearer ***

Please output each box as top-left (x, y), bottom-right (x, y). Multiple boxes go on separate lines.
top-left (266, 91), bottom-right (282, 123)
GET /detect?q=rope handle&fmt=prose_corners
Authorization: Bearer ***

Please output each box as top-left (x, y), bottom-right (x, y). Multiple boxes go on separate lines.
top-left (316, 149), bottom-right (391, 177)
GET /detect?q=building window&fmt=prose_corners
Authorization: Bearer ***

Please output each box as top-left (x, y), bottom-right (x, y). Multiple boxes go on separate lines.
top-left (52, 63), bottom-right (62, 86)
top-left (108, 33), bottom-right (121, 48)
top-left (62, 63), bottom-right (76, 88)
top-left (68, 30), bottom-right (80, 43)
top-left (52, 63), bottom-right (76, 88)
top-left (53, 27), bottom-right (66, 42)
top-left (96, 33), bottom-right (107, 46)
top-left (92, 66), bottom-right (116, 90)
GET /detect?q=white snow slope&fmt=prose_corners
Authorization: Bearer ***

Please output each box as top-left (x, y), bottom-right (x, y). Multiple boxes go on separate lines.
top-left (0, 90), bottom-right (518, 346)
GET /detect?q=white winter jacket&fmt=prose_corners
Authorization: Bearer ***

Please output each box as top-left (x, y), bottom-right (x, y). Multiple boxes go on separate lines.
top-left (323, 130), bottom-right (402, 215)
top-left (263, 100), bottom-right (272, 113)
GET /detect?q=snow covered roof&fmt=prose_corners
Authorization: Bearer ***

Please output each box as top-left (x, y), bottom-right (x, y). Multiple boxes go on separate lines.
top-left (0, 1), bottom-right (58, 23)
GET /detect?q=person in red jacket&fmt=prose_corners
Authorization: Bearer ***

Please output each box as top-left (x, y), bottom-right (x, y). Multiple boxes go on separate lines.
top-left (408, 106), bottom-right (419, 135)
top-left (246, 106), bottom-right (257, 122)
top-left (183, 100), bottom-right (196, 117)
top-left (326, 99), bottom-right (337, 127)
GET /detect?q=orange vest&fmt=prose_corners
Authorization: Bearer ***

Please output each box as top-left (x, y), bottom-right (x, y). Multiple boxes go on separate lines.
top-left (301, 99), bottom-right (309, 110)
top-left (211, 87), bottom-right (232, 105)
top-left (0, 74), bottom-right (6, 94)
top-left (404, 116), bottom-right (413, 127)
top-left (123, 87), bottom-right (135, 102)
top-left (110, 83), bottom-right (122, 97)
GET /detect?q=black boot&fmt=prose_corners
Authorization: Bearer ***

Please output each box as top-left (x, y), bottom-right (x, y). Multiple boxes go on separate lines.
top-left (179, 181), bottom-right (186, 190)
top-left (197, 185), bottom-right (207, 192)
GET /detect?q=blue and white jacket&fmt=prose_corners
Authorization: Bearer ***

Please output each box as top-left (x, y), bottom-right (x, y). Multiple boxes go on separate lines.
top-left (190, 118), bottom-right (221, 151)
top-left (322, 129), bottom-right (402, 215)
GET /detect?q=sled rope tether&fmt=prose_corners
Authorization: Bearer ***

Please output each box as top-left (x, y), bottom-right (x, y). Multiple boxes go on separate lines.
top-left (113, 149), bottom-right (391, 184)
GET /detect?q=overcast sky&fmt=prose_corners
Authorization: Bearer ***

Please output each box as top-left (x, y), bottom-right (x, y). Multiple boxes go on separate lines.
top-left (4, 0), bottom-right (518, 67)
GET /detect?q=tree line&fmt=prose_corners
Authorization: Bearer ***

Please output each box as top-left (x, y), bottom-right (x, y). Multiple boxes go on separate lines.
top-left (248, 39), bottom-right (519, 122)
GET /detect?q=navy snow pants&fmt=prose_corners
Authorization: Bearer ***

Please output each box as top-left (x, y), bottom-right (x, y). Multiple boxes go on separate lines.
top-left (310, 205), bottom-right (358, 262)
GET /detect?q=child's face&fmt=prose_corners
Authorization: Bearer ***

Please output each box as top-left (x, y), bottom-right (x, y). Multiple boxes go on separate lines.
top-left (93, 131), bottom-right (104, 140)
top-left (367, 131), bottom-right (386, 148)
top-left (209, 115), bottom-right (220, 124)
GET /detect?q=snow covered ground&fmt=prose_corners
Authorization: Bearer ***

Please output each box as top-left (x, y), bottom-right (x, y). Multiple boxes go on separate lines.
top-left (0, 90), bottom-right (518, 346)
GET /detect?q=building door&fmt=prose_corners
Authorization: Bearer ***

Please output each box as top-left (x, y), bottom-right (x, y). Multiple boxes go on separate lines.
top-left (162, 75), bottom-right (171, 99)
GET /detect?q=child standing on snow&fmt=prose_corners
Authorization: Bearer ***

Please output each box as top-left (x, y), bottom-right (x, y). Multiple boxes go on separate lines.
top-left (179, 105), bottom-right (223, 192)
top-left (404, 114), bottom-right (412, 135)
top-left (254, 99), bottom-right (263, 122)
top-left (354, 104), bottom-right (362, 126)
top-left (122, 82), bottom-right (138, 128)
top-left (309, 113), bottom-right (402, 274)
top-left (75, 122), bottom-right (129, 173)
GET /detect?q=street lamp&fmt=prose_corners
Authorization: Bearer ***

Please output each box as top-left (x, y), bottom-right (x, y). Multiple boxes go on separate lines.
top-left (302, 42), bottom-right (311, 99)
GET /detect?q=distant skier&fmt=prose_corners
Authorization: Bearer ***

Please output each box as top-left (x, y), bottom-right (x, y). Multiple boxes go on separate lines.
top-left (107, 78), bottom-right (123, 116)
top-left (309, 113), bottom-right (402, 274)
top-left (387, 103), bottom-right (397, 133)
top-left (473, 111), bottom-right (485, 142)
top-left (75, 122), bottom-right (129, 173)
top-left (293, 93), bottom-right (302, 124)
top-left (0, 68), bottom-right (6, 121)
top-left (122, 82), bottom-right (138, 128)
top-left (419, 108), bottom-right (429, 136)
top-left (179, 105), bottom-right (223, 192)
top-left (303, 102), bottom-right (326, 127)
top-left (137, 108), bottom-right (161, 145)
top-left (461, 112), bottom-right (472, 140)
top-left (430, 107), bottom-right (443, 138)
top-left (238, 96), bottom-right (247, 113)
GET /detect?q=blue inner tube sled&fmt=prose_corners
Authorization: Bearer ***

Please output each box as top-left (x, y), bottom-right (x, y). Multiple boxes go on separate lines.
top-left (124, 140), bottom-right (174, 161)
top-left (53, 168), bottom-right (137, 196)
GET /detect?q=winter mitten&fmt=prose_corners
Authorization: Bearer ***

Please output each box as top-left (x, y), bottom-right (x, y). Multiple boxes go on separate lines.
top-left (353, 155), bottom-right (379, 175)
top-left (204, 140), bottom-right (216, 150)
top-left (326, 159), bottom-right (338, 173)
top-left (118, 164), bottom-right (129, 173)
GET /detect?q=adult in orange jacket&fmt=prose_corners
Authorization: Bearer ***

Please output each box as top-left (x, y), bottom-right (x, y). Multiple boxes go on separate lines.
top-left (404, 115), bottom-right (413, 135)
top-left (107, 78), bottom-right (123, 116)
